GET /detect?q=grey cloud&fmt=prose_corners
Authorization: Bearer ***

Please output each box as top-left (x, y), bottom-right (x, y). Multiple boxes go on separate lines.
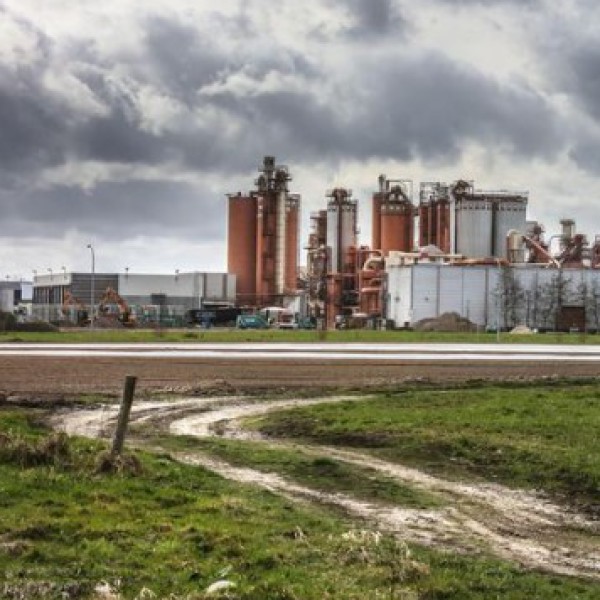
top-left (329, 0), bottom-right (405, 38)
top-left (202, 52), bottom-right (563, 167)
top-left (0, 17), bottom-right (69, 177)
top-left (141, 16), bottom-right (234, 105)
top-left (561, 46), bottom-right (600, 122)
top-left (435, 0), bottom-right (538, 4)
top-left (0, 6), bottom-right (572, 249)
top-left (1, 180), bottom-right (224, 241)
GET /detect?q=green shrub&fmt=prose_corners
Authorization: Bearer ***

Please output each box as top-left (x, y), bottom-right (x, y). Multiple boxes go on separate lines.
top-left (0, 431), bottom-right (70, 468)
top-left (15, 321), bottom-right (59, 333)
top-left (0, 311), bottom-right (16, 331)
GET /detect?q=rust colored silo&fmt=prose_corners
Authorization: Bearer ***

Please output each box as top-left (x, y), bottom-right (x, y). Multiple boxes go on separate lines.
top-left (227, 194), bottom-right (257, 305)
top-left (418, 203), bottom-right (430, 246)
top-left (380, 200), bottom-right (414, 255)
top-left (256, 194), bottom-right (277, 304)
top-left (436, 199), bottom-right (451, 253)
top-left (285, 195), bottom-right (300, 292)
top-left (372, 192), bottom-right (383, 250)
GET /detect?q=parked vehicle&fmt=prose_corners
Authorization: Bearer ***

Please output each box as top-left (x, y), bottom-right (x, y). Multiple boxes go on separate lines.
top-left (236, 314), bottom-right (269, 329)
top-left (185, 307), bottom-right (241, 328)
top-left (297, 317), bottom-right (317, 329)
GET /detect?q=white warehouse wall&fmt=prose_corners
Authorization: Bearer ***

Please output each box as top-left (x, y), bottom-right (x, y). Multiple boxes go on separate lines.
top-left (386, 263), bottom-right (600, 330)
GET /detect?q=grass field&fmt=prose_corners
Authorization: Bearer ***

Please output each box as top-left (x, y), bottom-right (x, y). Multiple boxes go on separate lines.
top-left (153, 435), bottom-right (443, 509)
top-left (2, 408), bottom-right (600, 599)
top-left (0, 328), bottom-right (599, 344)
top-left (253, 383), bottom-right (600, 513)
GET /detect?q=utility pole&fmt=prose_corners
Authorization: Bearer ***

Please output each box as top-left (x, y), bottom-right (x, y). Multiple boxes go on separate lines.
top-left (87, 244), bottom-right (95, 329)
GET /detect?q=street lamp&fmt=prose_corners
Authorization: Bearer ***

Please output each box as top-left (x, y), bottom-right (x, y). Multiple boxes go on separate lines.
top-left (87, 244), bottom-right (95, 328)
top-left (47, 267), bottom-right (53, 281)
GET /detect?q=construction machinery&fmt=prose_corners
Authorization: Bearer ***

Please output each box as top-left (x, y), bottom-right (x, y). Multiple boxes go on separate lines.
top-left (61, 291), bottom-right (89, 326)
top-left (98, 287), bottom-right (135, 327)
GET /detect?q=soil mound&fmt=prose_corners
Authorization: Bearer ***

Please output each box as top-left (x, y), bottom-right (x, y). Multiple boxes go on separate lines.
top-left (414, 312), bottom-right (477, 332)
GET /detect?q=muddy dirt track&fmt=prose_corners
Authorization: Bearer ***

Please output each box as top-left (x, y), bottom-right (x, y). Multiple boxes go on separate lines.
top-left (2, 355), bottom-right (600, 394)
top-left (55, 395), bottom-right (600, 579)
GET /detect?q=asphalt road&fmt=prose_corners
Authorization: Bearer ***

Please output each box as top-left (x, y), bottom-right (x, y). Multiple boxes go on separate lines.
top-left (2, 342), bottom-right (600, 361)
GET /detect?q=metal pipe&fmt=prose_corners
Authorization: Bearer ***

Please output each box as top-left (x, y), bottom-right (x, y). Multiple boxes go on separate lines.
top-left (276, 188), bottom-right (286, 295)
top-left (363, 256), bottom-right (384, 271)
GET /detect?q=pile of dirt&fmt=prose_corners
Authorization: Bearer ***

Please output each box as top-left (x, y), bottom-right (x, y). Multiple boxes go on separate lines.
top-left (510, 325), bottom-right (533, 335)
top-left (414, 312), bottom-right (477, 332)
top-left (92, 317), bottom-right (125, 329)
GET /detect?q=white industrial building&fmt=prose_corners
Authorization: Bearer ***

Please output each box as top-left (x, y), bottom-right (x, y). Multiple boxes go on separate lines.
top-left (386, 259), bottom-right (600, 332)
top-left (32, 271), bottom-right (236, 325)
top-left (0, 281), bottom-right (33, 316)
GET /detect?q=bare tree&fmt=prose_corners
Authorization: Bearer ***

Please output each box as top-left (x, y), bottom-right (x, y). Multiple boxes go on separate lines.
top-left (494, 267), bottom-right (525, 330)
top-left (536, 272), bottom-right (569, 331)
top-left (581, 279), bottom-right (600, 333)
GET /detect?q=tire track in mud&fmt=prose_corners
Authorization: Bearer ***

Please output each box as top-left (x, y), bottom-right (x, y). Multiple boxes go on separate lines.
top-left (54, 395), bottom-right (600, 580)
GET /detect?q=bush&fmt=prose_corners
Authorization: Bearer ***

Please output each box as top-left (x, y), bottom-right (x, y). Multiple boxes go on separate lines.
top-left (15, 321), bottom-right (58, 333)
top-left (0, 311), bottom-right (17, 331)
top-left (0, 431), bottom-right (71, 468)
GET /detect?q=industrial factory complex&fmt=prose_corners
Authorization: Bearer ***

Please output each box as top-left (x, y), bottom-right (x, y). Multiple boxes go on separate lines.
top-left (5, 155), bottom-right (600, 332)
top-left (226, 156), bottom-right (600, 332)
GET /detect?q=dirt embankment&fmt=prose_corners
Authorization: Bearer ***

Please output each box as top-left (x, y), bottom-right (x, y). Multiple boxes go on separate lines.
top-left (2, 355), bottom-right (599, 396)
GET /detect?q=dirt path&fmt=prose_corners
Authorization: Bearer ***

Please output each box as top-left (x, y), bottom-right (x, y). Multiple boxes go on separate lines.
top-left (53, 395), bottom-right (600, 580)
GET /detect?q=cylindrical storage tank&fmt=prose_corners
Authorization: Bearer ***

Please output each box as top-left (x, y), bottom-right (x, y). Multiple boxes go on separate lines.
top-left (340, 203), bottom-right (357, 271)
top-left (455, 197), bottom-right (493, 258)
top-left (428, 201), bottom-right (437, 247)
top-left (436, 199), bottom-right (451, 253)
top-left (326, 204), bottom-right (340, 273)
top-left (228, 194), bottom-right (257, 305)
top-left (507, 229), bottom-right (525, 263)
top-left (493, 198), bottom-right (527, 259)
top-left (285, 196), bottom-right (299, 292)
top-left (256, 193), bottom-right (278, 301)
top-left (418, 203), bottom-right (429, 247)
top-left (327, 200), bottom-right (356, 273)
top-left (327, 192), bottom-right (357, 274)
top-left (380, 201), bottom-right (414, 255)
top-left (372, 193), bottom-right (383, 250)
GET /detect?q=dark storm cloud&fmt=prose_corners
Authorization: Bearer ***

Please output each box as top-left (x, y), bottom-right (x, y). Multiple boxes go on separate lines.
top-left (0, 5), bottom-right (571, 246)
top-left (0, 179), bottom-right (224, 241)
top-left (201, 52), bottom-right (562, 166)
top-left (330, 0), bottom-right (405, 38)
top-left (435, 0), bottom-right (538, 4)
top-left (0, 20), bottom-right (70, 177)
top-left (141, 16), bottom-right (235, 105)
top-left (360, 56), bottom-right (561, 161)
top-left (560, 46), bottom-right (600, 122)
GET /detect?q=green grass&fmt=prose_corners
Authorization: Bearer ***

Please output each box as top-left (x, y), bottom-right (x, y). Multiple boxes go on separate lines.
top-left (1, 328), bottom-right (599, 344)
top-left (2, 408), bottom-right (600, 598)
top-left (154, 435), bottom-right (441, 509)
top-left (253, 384), bottom-right (600, 512)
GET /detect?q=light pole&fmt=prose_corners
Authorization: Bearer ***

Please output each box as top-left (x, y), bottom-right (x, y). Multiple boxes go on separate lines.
top-left (87, 244), bottom-right (95, 329)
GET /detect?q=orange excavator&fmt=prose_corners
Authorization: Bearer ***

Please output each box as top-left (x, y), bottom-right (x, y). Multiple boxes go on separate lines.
top-left (98, 287), bottom-right (136, 327)
top-left (61, 291), bottom-right (89, 326)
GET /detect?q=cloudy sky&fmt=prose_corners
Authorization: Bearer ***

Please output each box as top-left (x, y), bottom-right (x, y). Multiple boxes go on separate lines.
top-left (1, 0), bottom-right (600, 279)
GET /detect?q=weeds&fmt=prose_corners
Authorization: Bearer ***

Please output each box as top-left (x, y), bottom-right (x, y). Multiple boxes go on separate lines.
top-left (95, 452), bottom-right (143, 476)
top-left (0, 431), bottom-right (70, 468)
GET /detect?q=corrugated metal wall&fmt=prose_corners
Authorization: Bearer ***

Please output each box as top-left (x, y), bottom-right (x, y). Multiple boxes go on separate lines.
top-left (386, 263), bottom-right (600, 330)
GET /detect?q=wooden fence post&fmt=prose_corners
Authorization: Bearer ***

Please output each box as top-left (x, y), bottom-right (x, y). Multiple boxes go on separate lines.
top-left (111, 375), bottom-right (137, 457)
